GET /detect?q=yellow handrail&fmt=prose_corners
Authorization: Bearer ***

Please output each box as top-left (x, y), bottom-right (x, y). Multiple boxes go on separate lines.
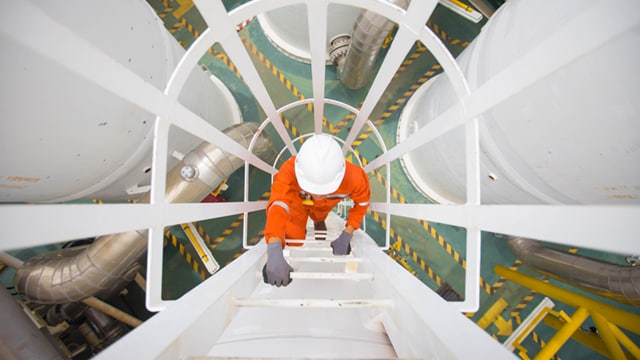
top-left (494, 265), bottom-right (640, 333)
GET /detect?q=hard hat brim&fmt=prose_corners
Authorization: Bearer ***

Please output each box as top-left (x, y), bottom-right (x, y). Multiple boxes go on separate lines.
top-left (296, 165), bottom-right (345, 195)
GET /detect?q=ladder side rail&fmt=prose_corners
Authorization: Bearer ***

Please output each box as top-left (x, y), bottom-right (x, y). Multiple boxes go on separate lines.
top-left (94, 242), bottom-right (268, 360)
top-left (352, 231), bottom-right (516, 359)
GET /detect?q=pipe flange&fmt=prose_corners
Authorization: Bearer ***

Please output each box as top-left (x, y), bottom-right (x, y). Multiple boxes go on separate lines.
top-left (180, 164), bottom-right (198, 182)
top-left (626, 255), bottom-right (640, 266)
top-left (328, 34), bottom-right (351, 66)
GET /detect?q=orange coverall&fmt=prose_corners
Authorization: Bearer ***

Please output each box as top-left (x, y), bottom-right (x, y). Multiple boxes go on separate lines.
top-left (264, 156), bottom-right (370, 246)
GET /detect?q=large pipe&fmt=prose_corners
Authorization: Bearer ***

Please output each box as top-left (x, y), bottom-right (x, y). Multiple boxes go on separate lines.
top-left (508, 237), bottom-right (640, 306)
top-left (397, 0), bottom-right (640, 206)
top-left (14, 122), bottom-right (272, 304)
top-left (0, 286), bottom-right (65, 360)
top-left (333, 0), bottom-right (409, 90)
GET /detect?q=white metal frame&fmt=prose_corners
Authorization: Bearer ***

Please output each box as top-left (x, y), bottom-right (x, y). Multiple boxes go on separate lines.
top-left (1, 0), bottom-right (639, 314)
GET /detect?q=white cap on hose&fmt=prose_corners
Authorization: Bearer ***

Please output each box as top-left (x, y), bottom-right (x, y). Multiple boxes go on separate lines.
top-left (294, 134), bottom-right (346, 195)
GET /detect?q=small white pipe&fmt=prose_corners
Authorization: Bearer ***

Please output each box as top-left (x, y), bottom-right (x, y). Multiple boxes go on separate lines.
top-left (0, 252), bottom-right (24, 269)
top-left (82, 296), bottom-right (143, 328)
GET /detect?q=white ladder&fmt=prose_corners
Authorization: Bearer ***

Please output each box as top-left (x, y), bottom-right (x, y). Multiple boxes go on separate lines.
top-left (209, 219), bottom-right (396, 358)
top-left (95, 214), bottom-right (515, 359)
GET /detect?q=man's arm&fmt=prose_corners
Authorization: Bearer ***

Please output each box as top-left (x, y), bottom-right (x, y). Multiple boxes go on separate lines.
top-left (345, 164), bottom-right (371, 230)
top-left (264, 159), bottom-right (297, 247)
top-left (344, 225), bottom-right (356, 234)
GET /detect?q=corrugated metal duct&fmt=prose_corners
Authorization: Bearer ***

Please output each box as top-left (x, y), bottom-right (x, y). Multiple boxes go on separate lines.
top-left (508, 237), bottom-right (640, 306)
top-left (14, 122), bottom-right (272, 304)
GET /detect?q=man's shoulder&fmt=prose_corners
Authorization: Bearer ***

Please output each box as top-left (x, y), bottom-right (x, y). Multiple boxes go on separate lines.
top-left (279, 156), bottom-right (296, 172)
top-left (345, 161), bottom-right (366, 174)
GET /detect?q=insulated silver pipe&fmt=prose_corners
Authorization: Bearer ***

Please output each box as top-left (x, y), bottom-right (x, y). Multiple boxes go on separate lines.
top-left (14, 122), bottom-right (272, 304)
top-left (335, 0), bottom-right (409, 90)
top-left (508, 237), bottom-right (640, 306)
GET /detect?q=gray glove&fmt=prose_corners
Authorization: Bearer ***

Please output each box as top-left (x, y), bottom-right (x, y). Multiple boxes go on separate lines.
top-left (330, 231), bottom-right (353, 255)
top-left (262, 242), bottom-right (294, 286)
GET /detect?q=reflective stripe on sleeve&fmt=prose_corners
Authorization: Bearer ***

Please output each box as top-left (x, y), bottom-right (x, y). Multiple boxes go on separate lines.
top-left (326, 194), bottom-right (348, 199)
top-left (358, 202), bottom-right (369, 206)
top-left (269, 200), bottom-right (290, 213)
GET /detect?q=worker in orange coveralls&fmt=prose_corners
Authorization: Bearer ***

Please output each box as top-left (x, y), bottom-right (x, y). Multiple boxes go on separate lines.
top-left (262, 134), bottom-right (370, 287)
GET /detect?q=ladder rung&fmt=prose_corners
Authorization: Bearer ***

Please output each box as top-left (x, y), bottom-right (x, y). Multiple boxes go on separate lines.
top-left (286, 256), bottom-right (363, 263)
top-left (287, 247), bottom-right (333, 251)
top-left (290, 272), bottom-right (373, 280)
top-left (257, 272), bottom-right (372, 280)
top-left (234, 298), bottom-right (393, 308)
top-left (286, 239), bottom-right (330, 244)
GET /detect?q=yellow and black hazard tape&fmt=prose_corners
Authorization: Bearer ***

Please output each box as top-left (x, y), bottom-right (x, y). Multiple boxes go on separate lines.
top-left (241, 37), bottom-right (313, 112)
top-left (164, 229), bottom-right (208, 279)
top-left (323, 117), bottom-right (342, 135)
top-left (241, 36), bottom-right (330, 137)
top-left (208, 215), bottom-right (244, 250)
top-left (393, 44), bottom-right (428, 79)
top-left (170, 17), bottom-right (200, 38)
top-left (529, 331), bottom-right (560, 360)
top-left (205, 191), bottom-right (271, 250)
top-left (507, 283), bottom-right (559, 359)
top-left (492, 259), bottom-right (522, 293)
top-left (331, 111), bottom-right (358, 135)
top-left (157, 0), bottom-right (173, 19)
top-left (211, 52), bottom-right (243, 79)
top-left (372, 170), bottom-right (464, 266)
top-left (282, 116), bottom-right (303, 138)
top-left (338, 63), bottom-right (442, 146)
top-left (371, 167), bottom-right (495, 295)
top-left (370, 211), bottom-right (443, 287)
top-left (351, 148), bottom-right (369, 167)
top-left (427, 21), bottom-right (470, 48)
top-left (152, 4), bottom-right (245, 81)
top-left (331, 62), bottom-right (440, 137)
top-left (193, 221), bottom-right (214, 247)
top-left (227, 234), bottom-right (263, 265)
top-left (510, 290), bottom-right (535, 325)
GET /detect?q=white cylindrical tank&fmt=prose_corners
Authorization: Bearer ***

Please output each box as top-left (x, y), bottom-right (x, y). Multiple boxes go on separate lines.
top-left (398, 0), bottom-right (640, 205)
top-left (257, 4), bottom-right (361, 62)
top-left (0, 0), bottom-right (241, 203)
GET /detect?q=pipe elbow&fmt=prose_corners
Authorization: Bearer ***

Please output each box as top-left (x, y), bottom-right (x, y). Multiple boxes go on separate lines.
top-left (15, 230), bottom-right (146, 303)
top-left (507, 236), bottom-right (640, 306)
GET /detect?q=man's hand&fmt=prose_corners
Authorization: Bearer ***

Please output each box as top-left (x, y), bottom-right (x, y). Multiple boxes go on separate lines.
top-left (263, 241), bottom-right (294, 286)
top-left (330, 231), bottom-right (353, 255)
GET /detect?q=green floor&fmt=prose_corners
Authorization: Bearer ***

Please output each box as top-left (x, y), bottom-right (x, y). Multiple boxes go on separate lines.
top-left (149, 1), bottom-right (640, 359)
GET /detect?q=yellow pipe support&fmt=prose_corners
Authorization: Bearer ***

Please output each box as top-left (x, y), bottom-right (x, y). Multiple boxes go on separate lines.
top-left (591, 311), bottom-right (626, 360)
top-left (534, 306), bottom-right (589, 360)
top-left (514, 342), bottom-right (531, 360)
top-left (477, 297), bottom-right (508, 329)
top-left (609, 323), bottom-right (640, 359)
top-left (494, 265), bottom-right (640, 334)
top-left (543, 314), bottom-right (615, 359)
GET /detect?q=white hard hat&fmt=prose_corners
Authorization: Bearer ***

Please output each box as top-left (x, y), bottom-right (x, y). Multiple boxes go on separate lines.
top-left (295, 134), bottom-right (346, 195)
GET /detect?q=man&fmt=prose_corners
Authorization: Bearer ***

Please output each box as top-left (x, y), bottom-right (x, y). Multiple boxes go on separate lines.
top-left (263, 134), bottom-right (370, 287)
